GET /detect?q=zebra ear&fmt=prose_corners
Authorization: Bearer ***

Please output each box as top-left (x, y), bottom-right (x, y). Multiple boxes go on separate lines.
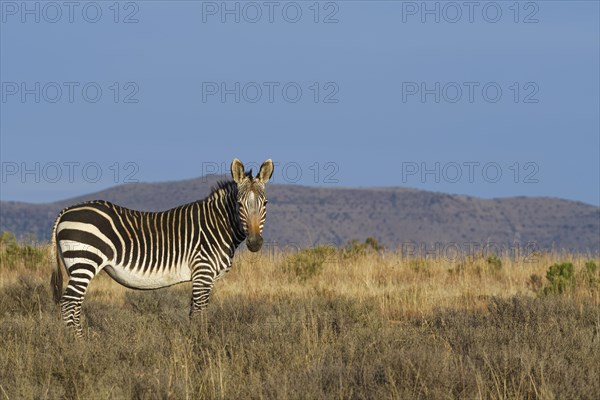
top-left (257, 159), bottom-right (274, 184)
top-left (231, 159), bottom-right (246, 183)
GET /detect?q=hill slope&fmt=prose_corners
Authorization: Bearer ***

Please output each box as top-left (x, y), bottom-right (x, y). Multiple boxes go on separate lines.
top-left (1, 176), bottom-right (598, 252)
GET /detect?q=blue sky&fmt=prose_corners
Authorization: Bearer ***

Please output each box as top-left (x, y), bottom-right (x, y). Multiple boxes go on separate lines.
top-left (1, 1), bottom-right (599, 206)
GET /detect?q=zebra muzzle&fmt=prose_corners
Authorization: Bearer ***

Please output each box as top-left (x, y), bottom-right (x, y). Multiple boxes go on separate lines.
top-left (246, 234), bottom-right (263, 252)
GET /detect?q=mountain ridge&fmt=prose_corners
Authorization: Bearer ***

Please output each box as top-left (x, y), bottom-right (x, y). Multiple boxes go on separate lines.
top-left (1, 175), bottom-right (598, 252)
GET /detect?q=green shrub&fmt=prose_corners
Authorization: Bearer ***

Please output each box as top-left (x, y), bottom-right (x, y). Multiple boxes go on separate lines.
top-left (342, 237), bottom-right (384, 258)
top-left (283, 245), bottom-right (337, 282)
top-left (581, 260), bottom-right (599, 289)
top-left (486, 253), bottom-right (502, 272)
top-left (0, 231), bottom-right (46, 270)
top-left (543, 262), bottom-right (575, 295)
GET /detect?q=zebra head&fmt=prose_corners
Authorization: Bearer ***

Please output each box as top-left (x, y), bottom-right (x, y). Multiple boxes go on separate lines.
top-left (231, 158), bottom-right (274, 252)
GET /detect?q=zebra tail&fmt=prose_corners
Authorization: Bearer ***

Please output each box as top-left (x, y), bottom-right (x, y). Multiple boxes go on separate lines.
top-left (50, 214), bottom-right (64, 304)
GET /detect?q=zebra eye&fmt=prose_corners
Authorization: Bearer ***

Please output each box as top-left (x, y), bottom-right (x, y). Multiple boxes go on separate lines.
top-left (264, 200), bottom-right (268, 205)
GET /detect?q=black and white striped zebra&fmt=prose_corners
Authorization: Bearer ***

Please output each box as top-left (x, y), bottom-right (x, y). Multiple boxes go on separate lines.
top-left (50, 159), bottom-right (274, 336)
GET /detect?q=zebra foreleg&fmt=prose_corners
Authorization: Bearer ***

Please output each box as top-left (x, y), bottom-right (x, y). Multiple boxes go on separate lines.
top-left (189, 278), bottom-right (215, 319)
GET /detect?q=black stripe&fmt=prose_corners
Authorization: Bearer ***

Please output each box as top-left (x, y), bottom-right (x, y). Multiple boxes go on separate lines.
top-left (143, 214), bottom-right (153, 272)
top-left (157, 213), bottom-right (163, 271)
top-left (58, 229), bottom-right (114, 260)
top-left (71, 273), bottom-right (93, 280)
top-left (138, 212), bottom-right (147, 273)
top-left (67, 262), bottom-right (97, 276)
top-left (191, 204), bottom-right (201, 255)
top-left (62, 250), bottom-right (103, 266)
top-left (165, 209), bottom-right (171, 270)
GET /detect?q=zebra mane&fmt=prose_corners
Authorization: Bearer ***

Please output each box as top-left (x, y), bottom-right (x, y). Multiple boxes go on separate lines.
top-left (206, 169), bottom-right (253, 202)
top-left (208, 180), bottom-right (238, 201)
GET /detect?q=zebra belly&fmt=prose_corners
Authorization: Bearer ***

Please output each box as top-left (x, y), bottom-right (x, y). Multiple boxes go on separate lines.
top-left (103, 264), bottom-right (192, 289)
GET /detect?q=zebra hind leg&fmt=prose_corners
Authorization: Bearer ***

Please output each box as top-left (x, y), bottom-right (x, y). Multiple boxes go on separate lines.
top-left (60, 267), bottom-right (95, 338)
top-left (60, 297), bottom-right (85, 337)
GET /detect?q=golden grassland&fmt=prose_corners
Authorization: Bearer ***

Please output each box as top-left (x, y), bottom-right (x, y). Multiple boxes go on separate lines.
top-left (0, 238), bottom-right (599, 399)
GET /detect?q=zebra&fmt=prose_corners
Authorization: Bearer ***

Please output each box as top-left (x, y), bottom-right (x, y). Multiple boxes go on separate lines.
top-left (50, 159), bottom-right (274, 336)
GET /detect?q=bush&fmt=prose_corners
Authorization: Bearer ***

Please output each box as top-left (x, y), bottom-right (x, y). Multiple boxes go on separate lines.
top-left (283, 238), bottom-right (385, 281)
top-left (0, 231), bottom-right (46, 271)
top-left (342, 237), bottom-right (384, 258)
top-left (486, 253), bottom-right (502, 272)
top-left (283, 245), bottom-right (337, 282)
top-left (543, 262), bottom-right (575, 295)
top-left (581, 260), bottom-right (599, 289)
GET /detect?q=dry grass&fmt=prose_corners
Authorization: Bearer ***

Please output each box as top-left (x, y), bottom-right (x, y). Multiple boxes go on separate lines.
top-left (0, 241), bottom-right (599, 399)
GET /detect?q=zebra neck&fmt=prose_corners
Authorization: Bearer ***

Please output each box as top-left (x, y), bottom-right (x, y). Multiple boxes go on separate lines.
top-left (204, 181), bottom-right (246, 249)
